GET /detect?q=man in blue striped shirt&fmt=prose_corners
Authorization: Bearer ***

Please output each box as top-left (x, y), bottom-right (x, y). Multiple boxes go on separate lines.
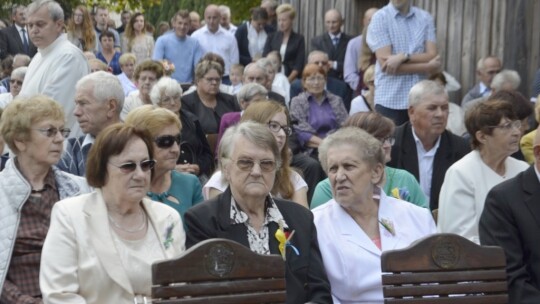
top-left (367, 0), bottom-right (441, 126)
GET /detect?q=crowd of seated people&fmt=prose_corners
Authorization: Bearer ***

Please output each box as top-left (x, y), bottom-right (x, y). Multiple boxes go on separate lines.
top-left (1, 0), bottom-right (540, 303)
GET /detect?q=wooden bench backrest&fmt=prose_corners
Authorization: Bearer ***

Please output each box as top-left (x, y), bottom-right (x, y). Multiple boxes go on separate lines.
top-left (381, 233), bottom-right (508, 304)
top-left (152, 238), bottom-right (286, 304)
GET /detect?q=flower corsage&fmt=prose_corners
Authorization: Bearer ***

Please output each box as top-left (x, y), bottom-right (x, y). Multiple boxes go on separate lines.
top-left (274, 220), bottom-right (299, 261)
top-left (163, 223), bottom-right (175, 249)
top-left (379, 218), bottom-right (396, 236)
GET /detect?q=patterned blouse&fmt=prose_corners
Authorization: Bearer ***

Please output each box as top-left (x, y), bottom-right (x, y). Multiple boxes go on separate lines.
top-left (229, 196), bottom-right (288, 254)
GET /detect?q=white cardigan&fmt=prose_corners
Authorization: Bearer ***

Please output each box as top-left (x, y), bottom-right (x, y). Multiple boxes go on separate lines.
top-left (312, 190), bottom-right (436, 303)
top-left (437, 150), bottom-right (529, 243)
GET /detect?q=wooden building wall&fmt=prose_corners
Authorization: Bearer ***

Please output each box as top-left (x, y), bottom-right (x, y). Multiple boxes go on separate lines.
top-left (281, 0), bottom-right (540, 101)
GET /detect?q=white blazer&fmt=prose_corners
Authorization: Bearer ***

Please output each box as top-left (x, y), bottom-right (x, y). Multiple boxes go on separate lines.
top-left (40, 189), bottom-right (186, 304)
top-left (312, 191), bottom-right (436, 303)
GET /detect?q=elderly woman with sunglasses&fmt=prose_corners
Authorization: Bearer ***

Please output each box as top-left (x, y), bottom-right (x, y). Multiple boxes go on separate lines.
top-left (0, 96), bottom-right (90, 302)
top-left (185, 121), bottom-right (332, 304)
top-left (312, 127), bottom-right (435, 303)
top-left (125, 105), bottom-right (204, 220)
top-left (438, 99), bottom-right (529, 244)
top-left (204, 100), bottom-right (309, 208)
top-left (311, 112), bottom-right (427, 209)
top-left (40, 124), bottom-right (186, 304)
top-left (150, 77), bottom-right (214, 178)
top-left (0, 67), bottom-right (27, 108)
top-left (290, 63), bottom-right (348, 157)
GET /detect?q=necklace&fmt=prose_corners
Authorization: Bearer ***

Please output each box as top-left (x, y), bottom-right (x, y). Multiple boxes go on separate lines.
top-left (108, 208), bottom-right (147, 233)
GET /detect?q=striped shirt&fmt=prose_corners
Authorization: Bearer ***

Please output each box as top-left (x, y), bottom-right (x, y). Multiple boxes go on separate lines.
top-left (367, 3), bottom-right (436, 110)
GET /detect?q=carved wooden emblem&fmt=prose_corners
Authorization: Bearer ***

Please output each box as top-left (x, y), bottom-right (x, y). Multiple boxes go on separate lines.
top-left (205, 243), bottom-right (235, 277)
top-left (431, 237), bottom-right (460, 269)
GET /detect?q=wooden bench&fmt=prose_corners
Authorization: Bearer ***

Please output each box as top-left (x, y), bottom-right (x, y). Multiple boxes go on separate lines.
top-left (381, 233), bottom-right (508, 303)
top-left (152, 238), bottom-right (286, 304)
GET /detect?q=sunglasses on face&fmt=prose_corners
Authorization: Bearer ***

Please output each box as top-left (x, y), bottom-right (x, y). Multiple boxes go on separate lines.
top-left (109, 159), bottom-right (156, 173)
top-left (34, 127), bottom-right (71, 138)
top-left (155, 134), bottom-right (181, 149)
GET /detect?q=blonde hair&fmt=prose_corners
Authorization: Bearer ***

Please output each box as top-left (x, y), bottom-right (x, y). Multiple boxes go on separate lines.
top-left (1, 95), bottom-right (65, 155)
top-left (276, 3), bottom-right (296, 19)
top-left (124, 104), bottom-right (181, 137)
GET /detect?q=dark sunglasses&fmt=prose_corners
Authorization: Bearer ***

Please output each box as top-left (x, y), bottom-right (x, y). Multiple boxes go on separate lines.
top-left (155, 134), bottom-right (181, 149)
top-left (109, 159), bottom-right (156, 173)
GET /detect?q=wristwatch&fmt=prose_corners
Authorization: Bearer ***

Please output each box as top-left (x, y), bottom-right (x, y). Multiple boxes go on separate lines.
top-left (403, 53), bottom-right (411, 63)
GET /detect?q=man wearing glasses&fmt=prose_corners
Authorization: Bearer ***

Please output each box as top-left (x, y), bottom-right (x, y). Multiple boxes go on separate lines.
top-left (57, 71), bottom-right (123, 176)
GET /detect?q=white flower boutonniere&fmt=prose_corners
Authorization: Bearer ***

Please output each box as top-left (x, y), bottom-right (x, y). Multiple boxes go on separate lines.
top-left (379, 218), bottom-right (396, 236)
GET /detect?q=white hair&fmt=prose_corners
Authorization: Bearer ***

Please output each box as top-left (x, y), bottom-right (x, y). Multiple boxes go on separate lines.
top-left (76, 71), bottom-right (125, 114)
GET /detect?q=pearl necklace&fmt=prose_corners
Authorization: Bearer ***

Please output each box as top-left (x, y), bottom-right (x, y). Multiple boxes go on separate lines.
top-left (108, 208), bottom-right (147, 233)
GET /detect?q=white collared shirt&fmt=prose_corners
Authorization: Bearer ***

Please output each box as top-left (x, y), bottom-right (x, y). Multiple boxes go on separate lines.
top-left (15, 24), bottom-right (27, 45)
top-left (191, 25), bottom-right (239, 76)
top-left (479, 82), bottom-right (491, 97)
top-left (412, 128), bottom-right (441, 202)
top-left (535, 165), bottom-right (540, 183)
top-left (247, 22), bottom-right (267, 60)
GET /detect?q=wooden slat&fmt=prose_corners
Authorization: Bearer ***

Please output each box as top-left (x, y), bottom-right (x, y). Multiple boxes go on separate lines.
top-left (382, 269), bottom-right (507, 285)
top-left (383, 281), bottom-right (508, 298)
top-left (154, 291), bottom-right (286, 304)
top-left (385, 294), bottom-right (508, 304)
top-left (153, 278), bottom-right (285, 298)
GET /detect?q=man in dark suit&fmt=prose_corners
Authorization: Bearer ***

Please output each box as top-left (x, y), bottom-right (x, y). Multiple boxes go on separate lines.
top-left (311, 9), bottom-right (351, 80)
top-left (461, 56), bottom-right (502, 107)
top-left (479, 126), bottom-right (540, 304)
top-left (0, 5), bottom-right (37, 60)
top-left (290, 50), bottom-right (352, 111)
top-left (388, 80), bottom-right (470, 210)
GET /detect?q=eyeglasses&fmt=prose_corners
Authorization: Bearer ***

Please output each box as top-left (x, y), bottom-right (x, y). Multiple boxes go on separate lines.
top-left (268, 121), bottom-right (292, 136)
top-left (160, 94), bottom-right (181, 105)
top-left (233, 158), bottom-right (278, 172)
top-left (487, 120), bottom-right (521, 132)
top-left (9, 79), bottom-right (23, 86)
top-left (203, 77), bottom-right (221, 84)
top-left (34, 127), bottom-right (71, 138)
top-left (305, 76), bottom-right (325, 84)
top-left (380, 136), bottom-right (395, 146)
top-left (109, 159), bottom-right (156, 173)
top-left (155, 134), bottom-right (181, 148)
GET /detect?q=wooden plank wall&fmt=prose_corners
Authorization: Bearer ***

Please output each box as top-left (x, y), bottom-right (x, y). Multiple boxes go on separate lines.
top-left (281, 0), bottom-right (540, 101)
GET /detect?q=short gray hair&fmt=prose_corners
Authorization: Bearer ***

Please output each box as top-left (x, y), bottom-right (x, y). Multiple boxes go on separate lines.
top-left (219, 121), bottom-right (282, 171)
top-left (477, 56), bottom-right (502, 71)
top-left (11, 66), bottom-right (27, 80)
top-left (491, 69), bottom-right (521, 91)
top-left (218, 5), bottom-right (231, 17)
top-left (76, 71), bottom-right (124, 114)
top-left (245, 62), bottom-right (268, 79)
top-left (408, 80), bottom-right (447, 108)
top-left (13, 54), bottom-right (31, 68)
top-left (318, 127), bottom-right (385, 173)
top-left (237, 83), bottom-right (267, 103)
top-left (308, 50), bottom-right (329, 63)
top-left (27, 0), bottom-right (64, 22)
top-left (255, 58), bottom-right (274, 75)
top-left (150, 77), bottom-right (183, 105)
top-left (12, 5), bottom-right (26, 16)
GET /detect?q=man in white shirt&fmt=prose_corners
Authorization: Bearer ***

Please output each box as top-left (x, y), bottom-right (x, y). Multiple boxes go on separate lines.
top-left (20, 0), bottom-right (89, 138)
top-left (218, 5), bottom-right (237, 34)
top-left (192, 4), bottom-right (239, 85)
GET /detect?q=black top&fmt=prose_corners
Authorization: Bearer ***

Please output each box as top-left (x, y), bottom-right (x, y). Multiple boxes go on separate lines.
top-left (178, 109), bottom-right (215, 177)
top-left (185, 188), bottom-right (333, 304)
top-left (311, 32), bottom-right (352, 79)
top-left (181, 91), bottom-right (241, 134)
top-left (263, 31), bottom-right (305, 78)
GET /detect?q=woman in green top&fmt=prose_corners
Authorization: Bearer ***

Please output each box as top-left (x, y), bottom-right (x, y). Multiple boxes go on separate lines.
top-left (124, 105), bottom-right (204, 222)
top-left (311, 112), bottom-right (427, 209)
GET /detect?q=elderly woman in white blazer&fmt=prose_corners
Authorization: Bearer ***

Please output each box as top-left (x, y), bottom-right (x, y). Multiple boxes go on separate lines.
top-left (313, 127), bottom-right (436, 303)
top-left (40, 124), bottom-right (186, 304)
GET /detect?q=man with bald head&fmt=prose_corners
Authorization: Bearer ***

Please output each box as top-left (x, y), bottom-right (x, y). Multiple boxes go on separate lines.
top-left (311, 9), bottom-right (351, 80)
top-left (480, 125), bottom-right (540, 303)
top-left (461, 56), bottom-right (502, 106)
top-left (192, 4), bottom-right (239, 85)
top-left (343, 7), bottom-right (378, 91)
top-left (290, 50), bottom-right (352, 110)
top-left (243, 61), bottom-right (285, 105)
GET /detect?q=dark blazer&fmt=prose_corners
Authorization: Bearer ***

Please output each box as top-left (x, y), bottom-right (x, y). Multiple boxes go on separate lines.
top-left (310, 32), bottom-right (352, 80)
top-left (263, 31), bottom-right (305, 78)
top-left (388, 122), bottom-right (470, 210)
top-left (235, 22), bottom-right (252, 66)
top-left (179, 109), bottom-right (214, 177)
top-left (181, 91), bottom-right (241, 134)
top-left (185, 188), bottom-right (333, 304)
top-left (268, 90), bottom-right (286, 106)
top-left (290, 77), bottom-right (352, 111)
top-left (461, 82), bottom-right (484, 107)
top-left (0, 25), bottom-right (37, 59)
top-left (479, 166), bottom-right (540, 304)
